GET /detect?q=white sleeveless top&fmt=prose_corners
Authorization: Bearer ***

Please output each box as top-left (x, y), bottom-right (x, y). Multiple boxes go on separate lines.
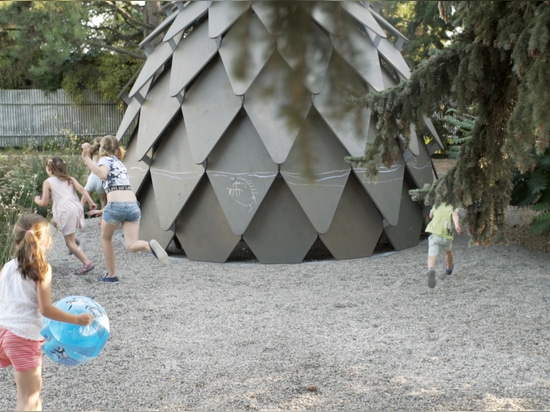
top-left (0, 259), bottom-right (43, 340)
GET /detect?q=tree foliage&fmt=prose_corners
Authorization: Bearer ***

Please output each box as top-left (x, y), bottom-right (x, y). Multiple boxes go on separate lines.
top-left (511, 148), bottom-right (550, 235)
top-left (351, 1), bottom-right (550, 246)
top-left (378, 1), bottom-right (454, 68)
top-left (0, 1), bottom-right (162, 102)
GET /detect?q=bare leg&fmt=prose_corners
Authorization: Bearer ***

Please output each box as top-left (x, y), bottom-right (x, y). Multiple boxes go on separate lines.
top-left (427, 255), bottom-right (437, 271)
top-left (445, 250), bottom-right (454, 273)
top-left (122, 221), bottom-right (168, 263)
top-left (122, 221), bottom-right (149, 253)
top-left (101, 221), bottom-right (118, 278)
top-left (427, 254), bottom-right (437, 288)
top-left (15, 367), bottom-right (42, 411)
top-left (65, 233), bottom-right (91, 266)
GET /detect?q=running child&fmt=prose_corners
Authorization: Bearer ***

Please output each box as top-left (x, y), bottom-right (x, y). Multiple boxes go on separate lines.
top-left (0, 213), bottom-right (94, 411)
top-left (34, 157), bottom-right (97, 275)
top-left (82, 137), bottom-right (108, 223)
top-left (81, 135), bottom-right (168, 284)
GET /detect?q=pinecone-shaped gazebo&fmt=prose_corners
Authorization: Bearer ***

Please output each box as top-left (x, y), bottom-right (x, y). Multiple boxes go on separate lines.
top-left (116, 1), bottom-right (444, 263)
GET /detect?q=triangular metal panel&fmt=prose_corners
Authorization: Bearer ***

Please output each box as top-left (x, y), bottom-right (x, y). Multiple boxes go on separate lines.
top-left (150, 118), bottom-right (205, 230)
top-left (309, 2), bottom-right (343, 36)
top-left (219, 14), bottom-right (276, 96)
top-left (170, 22), bottom-right (218, 97)
top-left (384, 178), bottom-right (424, 251)
top-left (175, 178), bottom-right (241, 263)
top-left (320, 174), bottom-right (383, 260)
top-left (342, 2), bottom-right (387, 39)
top-left (243, 178), bottom-right (318, 264)
top-left (277, 18), bottom-right (332, 94)
top-left (313, 54), bottom-right (372, 156)
top-left (129, 38), bottom-right (179, 98)
top-left (331, 25), bottom-right (385, 92)
top-left (136, 70), bottom-right (182, 161)
top-left (424, 116), bottom-right (444, 151)
top-left (251, 2), bottom-right (295, 35)
top-left (206, 115), bottom-right (277, 236)
top-left (369, 7), bottom-right (409, 44)
top-left (116, 98), bottom-right (141, 141)
top-left (404, 124), bottom-right (420, 156)
top-left (353, 158), bottom-right (406, 226)
top-left (244, 53), bottom-right (311, 164)
top-left (124, 130), bottom-right (149, 195)
top-left (137, 179), bottom-right (174, 250)
top-left (208, 1), bottom-right (250, 39)
top-left (182, 57), bottom-right (242, 164)
top-left (368, 32), bottom-right (411, 79)
top-left (404, 138), bottom-right (436, 189)
top-left (381, 64), bottom-right (399, 89)
top-left (280, 110), bottom-right (350, 234)
top-left (163, 1), bottom-right (209, 42)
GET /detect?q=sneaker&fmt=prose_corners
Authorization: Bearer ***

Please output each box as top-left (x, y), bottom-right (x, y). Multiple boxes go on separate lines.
top-left (427, 269), bottom-right (436, 288)
top-left (446, 265), bottom-right (454, 275)
top-left (149, 239), bottom-right (169, 264)
top-left (98, 273), bottom-right (119, 283)
top-left (74, 261), bottom-right (95, 275)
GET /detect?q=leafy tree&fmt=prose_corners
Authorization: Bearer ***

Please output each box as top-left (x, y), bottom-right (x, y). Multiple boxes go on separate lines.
top-left (378, 1), bottom-right (454, 68)
top-left (0, 1), bottom-right (89, 89)
top-left (443, 108), bottom-right (474, 159)
top-left (349, 1), bottom-right (550, 246)
top-left (511, 149), bottom-right (550, 235)
top-left (0, 1), bottom-right (162, 102)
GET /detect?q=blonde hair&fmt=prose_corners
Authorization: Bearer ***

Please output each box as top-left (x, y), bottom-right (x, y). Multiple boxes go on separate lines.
top-left (14, 213), bottom-right (51, 282)
top-left (99, 135), bottom-right (125, 160)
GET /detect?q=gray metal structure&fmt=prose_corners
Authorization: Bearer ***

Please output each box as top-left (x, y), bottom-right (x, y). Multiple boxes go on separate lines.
top-left (117, 1), bottom-right (444, 263)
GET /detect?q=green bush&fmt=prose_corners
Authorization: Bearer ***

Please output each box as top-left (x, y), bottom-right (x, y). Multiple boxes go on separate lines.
top-left (0, 147), bottom-right (92, 266)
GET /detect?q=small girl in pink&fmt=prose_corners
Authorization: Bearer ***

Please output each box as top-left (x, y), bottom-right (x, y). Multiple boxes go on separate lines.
top-left (34, 157), bottom-right (97, 275)
top-left (0, 213), bottom-right (94, 410)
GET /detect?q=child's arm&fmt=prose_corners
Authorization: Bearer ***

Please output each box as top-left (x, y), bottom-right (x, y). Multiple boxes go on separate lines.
top-left (82, 143), bottom-right (109, 179)
top-left (36, 265), bottom-right (94, 326)
top-left (70, 176), bottom-right (97, 210)
top-left (452, 209), bottom-right (462, 234)
top-left (34, 180), bottom-right (51, 207)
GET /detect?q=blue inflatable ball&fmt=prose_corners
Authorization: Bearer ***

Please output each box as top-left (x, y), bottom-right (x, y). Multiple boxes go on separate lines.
top-left (41, 295), bottom-right (110, 366)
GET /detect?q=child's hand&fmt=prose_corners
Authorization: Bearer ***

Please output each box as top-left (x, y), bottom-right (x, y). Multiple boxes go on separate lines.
top-left (76, 313), bottom-right (94, 326)
top-left (81, 143), bottom-right (91, 157)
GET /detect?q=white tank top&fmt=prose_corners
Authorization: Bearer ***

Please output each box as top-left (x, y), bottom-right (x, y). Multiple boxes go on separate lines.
top-left (0, 259), bottom-right (43, 340)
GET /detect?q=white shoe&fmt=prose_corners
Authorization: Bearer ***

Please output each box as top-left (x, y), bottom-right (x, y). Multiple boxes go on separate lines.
top-left (149, 239), bottom-right (169, 264)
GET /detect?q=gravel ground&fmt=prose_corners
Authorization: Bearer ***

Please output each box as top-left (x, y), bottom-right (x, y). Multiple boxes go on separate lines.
top-left (0, 210), bottom-right (548, 411)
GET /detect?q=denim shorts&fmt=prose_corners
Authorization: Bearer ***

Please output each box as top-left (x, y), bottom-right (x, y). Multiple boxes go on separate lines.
top-left (103, 201), bottom-right (141, 226)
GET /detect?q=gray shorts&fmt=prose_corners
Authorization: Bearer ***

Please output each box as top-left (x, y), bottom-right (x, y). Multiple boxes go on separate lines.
top-left (428, 234), bottom-right (453, 256)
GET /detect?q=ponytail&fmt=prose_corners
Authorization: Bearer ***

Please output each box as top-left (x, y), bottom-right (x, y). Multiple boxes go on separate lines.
top-left (14, 214), bottom-right (50, 282)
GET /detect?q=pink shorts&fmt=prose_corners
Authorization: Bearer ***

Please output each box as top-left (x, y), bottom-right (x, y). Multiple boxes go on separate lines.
top-left (0, 328), bottom-right (43, 372)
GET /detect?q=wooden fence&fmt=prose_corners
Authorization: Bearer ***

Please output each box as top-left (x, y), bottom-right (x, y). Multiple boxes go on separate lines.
top-left (0, 90), bottom-right (124, 147)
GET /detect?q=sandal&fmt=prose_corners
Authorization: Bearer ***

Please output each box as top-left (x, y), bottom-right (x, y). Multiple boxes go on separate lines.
top-left (74, 261), bottom-right (95, 275)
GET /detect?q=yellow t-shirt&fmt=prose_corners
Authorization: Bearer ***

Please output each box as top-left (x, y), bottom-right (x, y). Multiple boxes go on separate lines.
top-left (426, 203), bottom-right (455, 239)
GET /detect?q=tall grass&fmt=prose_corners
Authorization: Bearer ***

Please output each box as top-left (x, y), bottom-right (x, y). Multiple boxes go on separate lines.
top-left (0, 137), bottom-right (93, 266)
